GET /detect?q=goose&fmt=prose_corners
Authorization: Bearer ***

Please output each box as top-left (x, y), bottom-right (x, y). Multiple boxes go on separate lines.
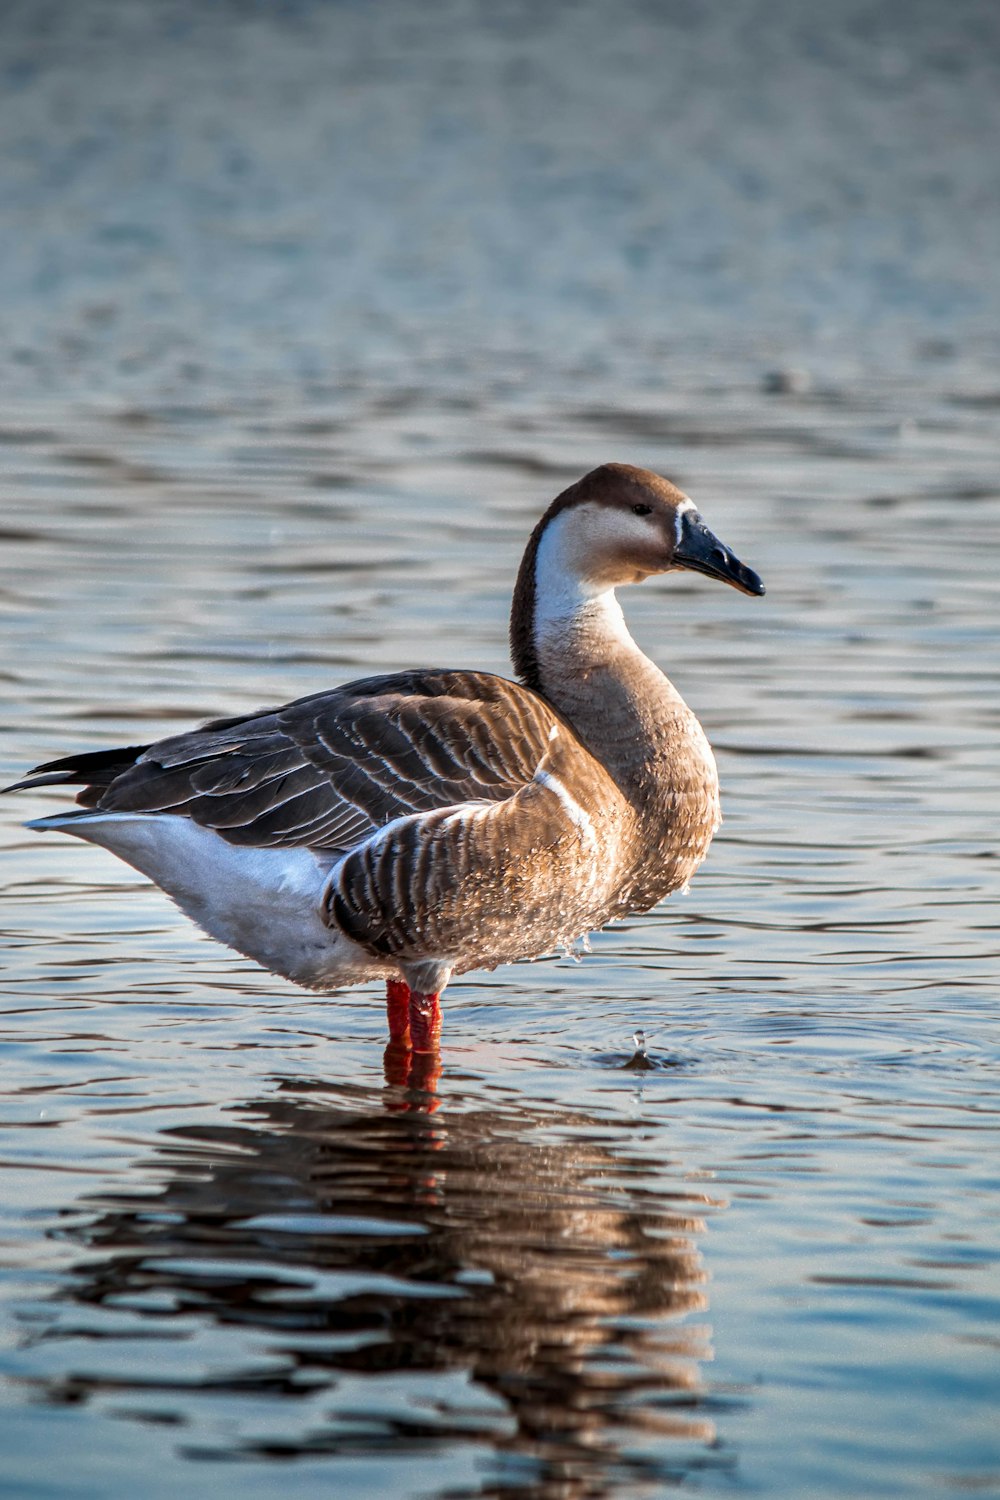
top-left (5, 464), bottom-right (764, 1052)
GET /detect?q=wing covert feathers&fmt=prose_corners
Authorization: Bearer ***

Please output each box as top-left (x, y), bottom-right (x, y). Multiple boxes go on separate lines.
top-left (325, 724), bottom-right (620, 970)
top-left (14, 670), bottom-right (565, 854)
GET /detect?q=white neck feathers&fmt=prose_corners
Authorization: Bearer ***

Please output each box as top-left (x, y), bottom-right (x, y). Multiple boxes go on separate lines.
top-left (532, 509), bottom-right (635, 653)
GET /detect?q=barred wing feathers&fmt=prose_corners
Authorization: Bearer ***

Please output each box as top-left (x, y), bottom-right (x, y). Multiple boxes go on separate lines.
top-left (35, 670), bottom-right (566, 855)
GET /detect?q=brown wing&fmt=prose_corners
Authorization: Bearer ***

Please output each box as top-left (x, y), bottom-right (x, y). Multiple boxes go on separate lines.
top-left (325, 725), bottom-right (616, 968)
top-left (42, 670), bottom-right (563, 853)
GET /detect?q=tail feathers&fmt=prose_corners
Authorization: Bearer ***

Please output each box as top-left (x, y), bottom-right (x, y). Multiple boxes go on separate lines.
top-left (3, 745), bottom-right (150, 803)
top-left (25, 811), bottom-right (100, 831)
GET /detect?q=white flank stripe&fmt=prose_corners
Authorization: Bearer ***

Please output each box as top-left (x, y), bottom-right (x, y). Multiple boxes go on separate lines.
top-left (534, 769), bottom-right (596, 850)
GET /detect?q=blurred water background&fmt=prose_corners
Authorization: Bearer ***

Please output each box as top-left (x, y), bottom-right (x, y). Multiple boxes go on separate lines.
top-left (1, 2), bottom-right (999, 1496)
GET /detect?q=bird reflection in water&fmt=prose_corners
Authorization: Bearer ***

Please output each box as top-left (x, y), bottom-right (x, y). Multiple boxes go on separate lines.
top-left (382, 1035), bottom-right (443, 1102)
top-left (39, 1056), bottom-right (731, 1495)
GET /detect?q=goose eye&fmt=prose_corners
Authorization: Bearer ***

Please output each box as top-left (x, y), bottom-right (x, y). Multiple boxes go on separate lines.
top-left (632, 503), bottom-right (653, 517)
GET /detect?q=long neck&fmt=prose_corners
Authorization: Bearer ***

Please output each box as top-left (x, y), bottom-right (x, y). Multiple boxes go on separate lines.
top-left (510, 517), bottom-right (705, 796)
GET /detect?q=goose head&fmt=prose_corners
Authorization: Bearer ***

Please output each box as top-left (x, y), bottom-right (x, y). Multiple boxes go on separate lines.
top-left (511, 463), bottom-right (764, 685)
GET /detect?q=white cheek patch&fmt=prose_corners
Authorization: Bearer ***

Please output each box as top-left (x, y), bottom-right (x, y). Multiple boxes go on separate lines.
top-left (535, 504), bottom-right (665, 612)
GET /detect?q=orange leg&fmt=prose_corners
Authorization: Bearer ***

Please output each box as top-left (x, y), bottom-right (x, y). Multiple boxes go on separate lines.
top-left (409, 990), bottom-right (442, 1053)
top-left (386, 978), bottom-right (411, 1044)
top-left (383, 980), bottom-right (442, 1104)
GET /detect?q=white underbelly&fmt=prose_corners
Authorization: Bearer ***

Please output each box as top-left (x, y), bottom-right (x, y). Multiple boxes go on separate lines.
top-left (30, 811), bottom-right (387, 991)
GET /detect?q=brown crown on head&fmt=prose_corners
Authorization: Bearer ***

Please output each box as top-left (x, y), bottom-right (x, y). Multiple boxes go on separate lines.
top-left (509, 465), bottom-right (687, 689)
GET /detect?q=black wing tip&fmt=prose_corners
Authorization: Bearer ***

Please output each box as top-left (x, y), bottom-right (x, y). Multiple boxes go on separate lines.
top-left (3, 744), bottom-right (151, 799)
top-left (3, 770), bottom-right (77, 795)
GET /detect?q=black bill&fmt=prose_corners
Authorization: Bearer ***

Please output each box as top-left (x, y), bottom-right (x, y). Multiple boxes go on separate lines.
top-left (673, 511), bottom-right (765, 596)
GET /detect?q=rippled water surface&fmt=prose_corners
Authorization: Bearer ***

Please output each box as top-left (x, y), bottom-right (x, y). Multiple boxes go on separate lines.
top-left (2, 3), bottom-right (1000, 1498)
top-left (3, 366), bottom-right (998, 1500)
